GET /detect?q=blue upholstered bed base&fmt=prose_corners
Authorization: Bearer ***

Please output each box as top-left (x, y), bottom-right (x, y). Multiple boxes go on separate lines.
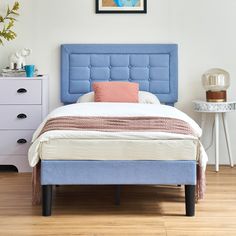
top-left (41, 160), bottom-right (196, 185)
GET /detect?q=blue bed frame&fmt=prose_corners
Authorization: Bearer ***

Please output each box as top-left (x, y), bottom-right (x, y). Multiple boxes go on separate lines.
top-left (41, 44), bottom-right (196, 217)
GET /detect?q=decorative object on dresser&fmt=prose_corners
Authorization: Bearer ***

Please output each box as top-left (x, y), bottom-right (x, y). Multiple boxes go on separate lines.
top-left (9, 48), bottom-right (32, 70)
top-left (0, 76), bottom-right (48, 172)
top-left (193, 100), bottom-right (235, 172)
top-left (202, 68), bottom-right (230, 102)
top-left (24, 65), bottom-right (35, 78)
top-left (1, 67), bottom-right (38, 77)
top-left (1, 48), bottom-right (38, 77)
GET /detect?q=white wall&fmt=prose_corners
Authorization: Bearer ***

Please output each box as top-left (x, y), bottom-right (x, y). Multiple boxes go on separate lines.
top-left (0, 0), bottom-right (236, 165)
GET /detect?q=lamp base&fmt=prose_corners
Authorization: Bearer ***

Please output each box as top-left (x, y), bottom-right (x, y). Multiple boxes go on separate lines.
top-left (206, 90), bottom-right (227, 102)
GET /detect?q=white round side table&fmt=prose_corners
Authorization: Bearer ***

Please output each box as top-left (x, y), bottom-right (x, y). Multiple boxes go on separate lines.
top-left (193, 100), bottom-right (236, 172)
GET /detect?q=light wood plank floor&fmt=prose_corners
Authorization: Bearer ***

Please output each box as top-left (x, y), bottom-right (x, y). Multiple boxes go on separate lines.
top-left (0, 166), bottom-right (235, 236)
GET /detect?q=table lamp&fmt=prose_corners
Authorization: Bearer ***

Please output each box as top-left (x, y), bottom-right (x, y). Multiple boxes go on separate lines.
top-left (202, 68), bottom-right (230, 102)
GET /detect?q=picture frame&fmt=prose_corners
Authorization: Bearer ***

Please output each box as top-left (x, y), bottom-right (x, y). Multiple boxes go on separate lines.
top-left (96, 0), bottom-right (147, 14)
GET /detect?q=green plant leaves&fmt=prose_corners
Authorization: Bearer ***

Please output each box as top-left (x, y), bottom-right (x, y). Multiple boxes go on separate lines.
top-left (13, 2), bottom-right (20, 11)
top-left (0, 1), bottom-right (20, 45)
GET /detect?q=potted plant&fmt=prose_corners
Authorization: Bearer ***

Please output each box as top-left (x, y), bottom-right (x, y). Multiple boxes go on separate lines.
top-left (0, 1), bottom-right (20, 45)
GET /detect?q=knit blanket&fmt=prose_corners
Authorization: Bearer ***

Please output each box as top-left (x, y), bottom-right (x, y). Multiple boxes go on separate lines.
top-left (38, 116), bottom-right (197, 137)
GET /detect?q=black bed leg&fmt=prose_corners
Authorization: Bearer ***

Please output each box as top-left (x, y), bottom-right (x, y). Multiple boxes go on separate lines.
top-left (115, 185), bottom-right (121, 205)
top-left (185, 185), bottom-right (195, 217)
top-left (42, 185), bottom-right (52, 216)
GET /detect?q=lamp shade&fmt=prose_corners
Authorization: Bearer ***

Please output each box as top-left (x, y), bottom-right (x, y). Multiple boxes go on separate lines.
top-left (202, 68), bottom-right (230, 91)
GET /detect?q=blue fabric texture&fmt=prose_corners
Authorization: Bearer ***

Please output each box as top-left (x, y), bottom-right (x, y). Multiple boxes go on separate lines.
top-left (41, 160), bottom-right (196, 185)
top-left (61, 44), bottom-right (178, 105)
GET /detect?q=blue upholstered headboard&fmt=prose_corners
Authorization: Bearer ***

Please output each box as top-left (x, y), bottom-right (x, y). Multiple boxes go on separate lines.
top-left (61, 44), bottom-right (178, 105)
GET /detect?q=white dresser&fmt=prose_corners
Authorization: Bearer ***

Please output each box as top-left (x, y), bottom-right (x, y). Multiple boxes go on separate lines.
top-left (0, 76), bottom-right (48, 172)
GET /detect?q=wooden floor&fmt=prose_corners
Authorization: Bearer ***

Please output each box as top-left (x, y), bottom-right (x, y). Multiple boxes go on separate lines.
top-left (0, 166), bottom-right (235, 236)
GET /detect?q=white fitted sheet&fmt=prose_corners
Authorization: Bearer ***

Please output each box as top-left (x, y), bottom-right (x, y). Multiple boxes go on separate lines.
top-left (40, 138), bottom-right (199, 161)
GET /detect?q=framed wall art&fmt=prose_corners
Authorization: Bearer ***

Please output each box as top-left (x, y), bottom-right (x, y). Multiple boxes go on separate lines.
top-left (96, 0), bottom-right (147, 14)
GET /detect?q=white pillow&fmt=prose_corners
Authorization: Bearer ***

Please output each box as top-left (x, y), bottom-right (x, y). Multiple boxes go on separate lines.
top-left (138, 91), bottom-right (160, 104)
top-left (77, 91), bottom-right (160, 104)
top-left (77, 92), bottom-right (94, 103)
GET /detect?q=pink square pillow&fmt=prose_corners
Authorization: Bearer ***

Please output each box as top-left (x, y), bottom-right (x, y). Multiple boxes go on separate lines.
top-left (93, 82), bottom-right (139, 103)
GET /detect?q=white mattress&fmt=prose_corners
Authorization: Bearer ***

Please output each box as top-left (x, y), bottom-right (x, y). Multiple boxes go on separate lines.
top-left (40, 138), bottom-right (199, 161)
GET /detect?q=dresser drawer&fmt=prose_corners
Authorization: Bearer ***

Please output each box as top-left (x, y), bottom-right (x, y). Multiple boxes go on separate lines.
top-left (0, 79), bottom-right (42, 104)
top-left (0, 105), bottom-right (42, 129)
top-left (0, 130), bottom-right (33, 155)
top-left (0, 155), bottom-right (32, 172)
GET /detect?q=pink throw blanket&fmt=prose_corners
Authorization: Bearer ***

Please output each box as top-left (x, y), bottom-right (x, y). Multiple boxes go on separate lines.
top-left (38, 116), bottom-right (197, 136)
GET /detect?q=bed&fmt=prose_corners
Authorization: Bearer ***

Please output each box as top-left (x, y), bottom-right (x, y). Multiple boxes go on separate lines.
top-left (30, 44), bottom-right (206, 217)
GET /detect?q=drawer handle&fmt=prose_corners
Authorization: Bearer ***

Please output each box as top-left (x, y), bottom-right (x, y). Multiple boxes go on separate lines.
top-left (17, 88), bottom-right (27, 93)
top-left (17, 113), bottom-right (27, 119)
top-left (17, 139), bottom-right (27, 144)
